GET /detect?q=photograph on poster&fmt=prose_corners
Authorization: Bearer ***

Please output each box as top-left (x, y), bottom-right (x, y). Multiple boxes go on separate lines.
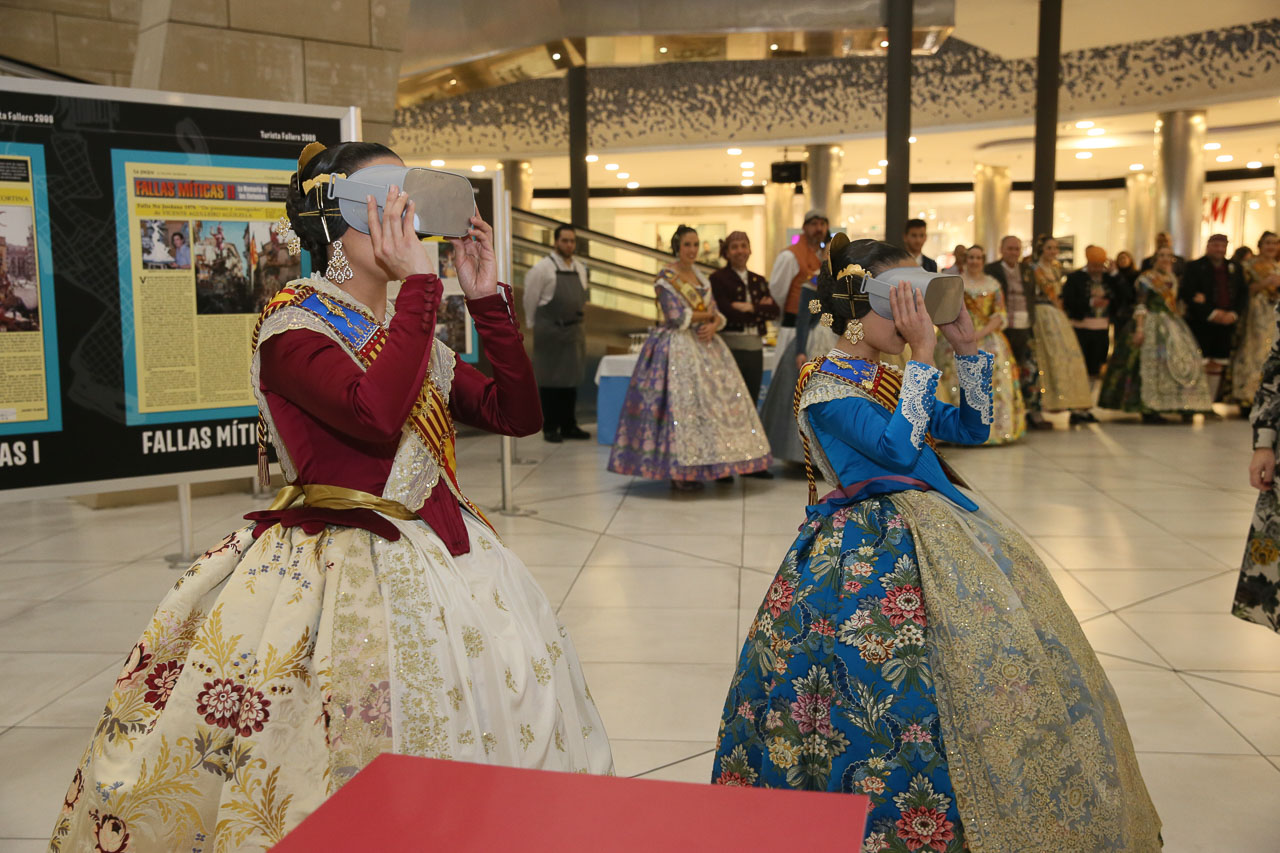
top-left (438, 240), bottom-right (458, 278)
top-left (139, 219), bottom-right (191, 270)
top-left (191, 220), bottom-right (298, 314)
top-left (0, 204), bottom-right (39, 332)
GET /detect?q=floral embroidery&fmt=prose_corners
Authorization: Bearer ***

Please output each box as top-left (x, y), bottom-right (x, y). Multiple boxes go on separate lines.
top-left (899, 362), bottom-right (939, 450)
top-left (90, 811), bottom-right (130, 853)
top-left (196, 679), bottom-right (244, 729)
top-left (116, 642), bottom-right (152, 689)
top-left (142, 660), bottom-right (183, 710)
top-left (953, 352), bottom-right (994, 426)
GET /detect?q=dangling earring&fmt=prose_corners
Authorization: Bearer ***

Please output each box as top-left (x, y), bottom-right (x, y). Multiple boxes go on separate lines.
top-left (326, 240), bottom-right (353, 283)
top-left (843, 317), bottom-right (865, 345)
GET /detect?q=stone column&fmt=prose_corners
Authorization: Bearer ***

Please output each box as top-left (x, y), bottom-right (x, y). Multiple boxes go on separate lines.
top-left (131, 0), bottom-right (409, 143)
top-left (1154, 110), bottom-right (1207, 259)
top-left (972, 164), bottom-right (1011, 261)
top-left (502, 160), bottom-right (533, 210)
top-left (805, 144), bottom-right (843, 228)
top-left (1125, 171), bottom-right (1157, 263)
top-left (764, 180), bottom-right (798, 264)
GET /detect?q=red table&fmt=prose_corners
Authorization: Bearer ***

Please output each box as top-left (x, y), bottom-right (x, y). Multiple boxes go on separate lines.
top-left (273, 754), bottom-right (869, 851)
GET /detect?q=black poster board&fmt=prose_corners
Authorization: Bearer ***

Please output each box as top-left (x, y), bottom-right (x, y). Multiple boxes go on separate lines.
top-left (0, 79), bottom-right (353, 494)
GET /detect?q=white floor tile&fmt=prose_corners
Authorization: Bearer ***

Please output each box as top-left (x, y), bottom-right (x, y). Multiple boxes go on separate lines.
top-left (561, 565), bottom-right (738, 610)
top-left (1181, 676), bottom-right (1280, 754)
top-left (1104, 669), bottom-right (1254, 754)
top-left (1036, 536), bottom-right (1229, 571)
top-left (0, 652), bottom-right (119, 727)
top-left (1078, 614), bottom-right (1168, 668)
top-left (0, 562), bottom-right (121, 602)
top-left (584, 536), bottom-right (727, 568)
top-left (579, 662), bottom-right (732, 741)
top-left (0, 726), bottom-right (92, 838)
top-left (608, 739), bottom-right (716, 778)
top-left (558, 606), bottom-right (738, 664)
top-left (1069, 569), bottom-right (1225, 611)
top-left (635, 749), bottom-right (717, 784)
top-left (1136, 753), bottom-right (1280, 852)
top-left (0, 600), bottom-right (156, 653)
top-left (1122, 612), bottom-right (1279, 671)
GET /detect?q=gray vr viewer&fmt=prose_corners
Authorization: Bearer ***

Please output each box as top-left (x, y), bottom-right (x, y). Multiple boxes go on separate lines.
top-left (326, 165), bottom-right (477, 239)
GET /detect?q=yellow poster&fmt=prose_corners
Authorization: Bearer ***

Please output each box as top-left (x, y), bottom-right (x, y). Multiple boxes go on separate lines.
top-left (118, 158), bottom-right (301, 423)
top-left (0, 151), bottom-right (53, 430)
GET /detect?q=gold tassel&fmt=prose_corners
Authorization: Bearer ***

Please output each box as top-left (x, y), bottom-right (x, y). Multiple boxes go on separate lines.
top-left (256, 415), bottom-right (270, 488)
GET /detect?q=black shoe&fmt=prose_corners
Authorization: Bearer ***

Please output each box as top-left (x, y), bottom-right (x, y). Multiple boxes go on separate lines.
top-left (716, 475), bottom-right (735, 484)
top-left (1027, 414), bottom-right (1054, 431)
top-left (1069, 412), bottom-right (1097, 425)
top-left (543, 430), bottom-right (563, 443)
top-left (1181, 412), bottom-right (1195, 424)
top-left (745, 469), bottom-right (775, 479)
top-left (561, 425), bottom-right (591, 440)
top-left (1142, 412), bottom-right (1169, 424)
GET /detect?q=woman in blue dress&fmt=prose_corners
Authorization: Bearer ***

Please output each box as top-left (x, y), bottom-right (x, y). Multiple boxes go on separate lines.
top-left (713, 237), bottom-right (1161, 852)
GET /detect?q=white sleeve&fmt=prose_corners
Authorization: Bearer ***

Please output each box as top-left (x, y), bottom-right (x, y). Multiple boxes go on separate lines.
top-left (522, 259), bottom-right (551, 329)
top-left (768, 251), bottom-right (799, 306)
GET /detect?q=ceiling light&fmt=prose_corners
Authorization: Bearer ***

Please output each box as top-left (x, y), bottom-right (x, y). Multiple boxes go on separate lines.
top-left (604, 163), bottom-right (619, 170)
top-left (856, 178), bottom-right (870, 186)
top-left (1075, 120), bottom-right (1094, 129)
top-left (908, 136), bottom-right (917, 143)
top-left (658, 46), bottom-right (668, 54)
top-left (1248, 160), bottom-right (1264, 169)
top-left (449, 78), bottom-right (457, 85)
top-left (769, 43), bottom-right (778, 51)
top-left (727, 147), bottom-right (742, 155)
top-left (740, 161), bottom-right (755, 169)
top-left (585, 154), bottom-right (598, 162)
top-left (966, 215), bottom-right (974, 222)
top-left (551, 52), bottom-right (561, 60)
top-left (429, 159), bottom-right (445, 167)
top-left (1075, 151), bottom-right (1093, 159)
top-left (1024, 203), bottom-right (1035, 210)
top-left (1129, 163), bottom-right (1144, 171)
top-left (626, 181), bottom-right (639, 189)
top-left (868, 168), bottom-right (882, 175)
top-left (1086, 127), bottom-right (1105, 136)
top-left (741, 170), bottom-right (754, 177)
top-left (470, 164), bottom-right (485, 172)
top-left (1216, 154), bottom-right (1233, 163)
top-left (741, 179), bottom-right (754, 187)
top-left (879, 40), bottom-right (889, 48)
top-left (616, 172), bottom-right (629, 179)
top-left (1203, 142), bottom-right (1221, 150)
top-left (1250, 200), bottom-right (1261, 210)
top-left (878, 159), bottom-right (888, 167)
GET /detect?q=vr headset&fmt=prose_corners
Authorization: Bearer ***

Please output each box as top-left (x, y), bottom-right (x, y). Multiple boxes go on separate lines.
top-left (326, 165), bottom-right (477, 239)
top-left (865, 266), bottom-right (964, 325)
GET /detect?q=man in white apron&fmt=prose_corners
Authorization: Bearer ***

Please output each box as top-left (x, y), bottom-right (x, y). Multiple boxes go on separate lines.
top-left (523, 224), bottom-right (590, 442)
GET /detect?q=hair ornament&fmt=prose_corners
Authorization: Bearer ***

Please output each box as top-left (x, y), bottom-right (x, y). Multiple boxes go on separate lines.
top-left (297, 141), bottom-right (327, 175)
top-left (808, 299), bottom-right (823, 314)
top-left (272, 214), bottom-right (301, 257)
top-left (819, 313), bottom-right (834, 328)
top-left (300, 171), bottom-right (346, 195)
top-left (835, 263), bottom-right (867, 282)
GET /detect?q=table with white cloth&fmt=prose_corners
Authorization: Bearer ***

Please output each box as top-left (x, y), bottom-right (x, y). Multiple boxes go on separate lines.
top-left (594, 347), bottom-right (779, 445)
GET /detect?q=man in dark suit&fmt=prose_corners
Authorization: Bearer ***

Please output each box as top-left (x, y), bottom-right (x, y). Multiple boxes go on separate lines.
top-left (985, 235), bottom-right (1050, 428)
top-left (1180, 233), bottom-right (1247, 400)
top-left (1062, 245), bottom-right (1129, 380)
top-left (1141, 231), bottom-right (1188, 279)
top-left (904, 219), bottom-right (938, 272)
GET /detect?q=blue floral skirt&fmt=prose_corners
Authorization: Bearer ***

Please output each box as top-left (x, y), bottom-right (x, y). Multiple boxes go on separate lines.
top-left (713, 496), bottom-right (964, 853)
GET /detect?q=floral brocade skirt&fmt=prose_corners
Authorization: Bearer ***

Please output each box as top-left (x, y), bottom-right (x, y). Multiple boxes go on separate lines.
top-left (713, 490), bottom-right (1161, 853)
top-left (1098, 311), bottom-right (1212, 414)
top-left (50, 514), bottom-right (613, 853)
top-left (1031, 304), bottom-right (1094, 411)
top-left (1235, 486), bottom-right (1280, 632)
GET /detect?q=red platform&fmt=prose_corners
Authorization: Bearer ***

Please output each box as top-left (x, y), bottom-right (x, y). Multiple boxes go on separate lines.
top-left (273, 754), bottom-right (869, 851)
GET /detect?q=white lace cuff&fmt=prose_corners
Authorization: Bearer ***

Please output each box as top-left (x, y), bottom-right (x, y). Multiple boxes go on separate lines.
top-left (955, 351), bottom-right (994, 425)
top-left (901, 361), bottom-right (940, 449)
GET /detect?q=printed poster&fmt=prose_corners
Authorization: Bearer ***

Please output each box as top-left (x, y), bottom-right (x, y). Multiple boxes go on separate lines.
top-left (112, 151), bottom-right (305, 425)
top-left (0, 143), bottom-right (60, 435)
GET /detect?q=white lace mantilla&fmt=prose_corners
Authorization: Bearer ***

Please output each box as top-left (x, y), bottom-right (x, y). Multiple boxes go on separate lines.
top-left (252, 278), bottom-right (457, 511)
top-left (901, 361), bottom-right (940, 449)
top-left (954, 352), bottom-right (995, 426)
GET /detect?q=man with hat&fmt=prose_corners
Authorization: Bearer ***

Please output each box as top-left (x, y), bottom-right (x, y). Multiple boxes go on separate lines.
top-left (1063, 245), bottom-right (1130, 381)
top-left (768, 209), bottom-right (828, 328)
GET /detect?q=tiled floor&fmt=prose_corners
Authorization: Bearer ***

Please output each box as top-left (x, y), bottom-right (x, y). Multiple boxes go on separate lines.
top-left (3, 415), bottom-right (1278, 851)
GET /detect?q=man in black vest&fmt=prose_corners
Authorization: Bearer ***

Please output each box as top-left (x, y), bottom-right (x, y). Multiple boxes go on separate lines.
top-left (1180, 233), bottom-right (1247, 401)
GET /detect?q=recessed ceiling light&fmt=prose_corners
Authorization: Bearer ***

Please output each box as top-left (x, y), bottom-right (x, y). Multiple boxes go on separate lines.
top-left (868, 168), bottom-right (882, 175)
top-left (727, 147), bottom-right (742, 156)
top-left (1075, 151), bottom-right (1093, 159)
top-left (1247, 160), bottom-right (1264, 169)
top-left (626, 181), bottom-right (639, 189)
top-left (740, 161), bottom-right (755, 169)
top-left (1087, 127), bottom-right (1105, 136)
top-left (585, 154), bottom-right (598, 162)
top-left (740, 179), bottom-right (754, 187)
top-left (908, 136), bottom-right (917, 143)
top-left (856, 178), bottom-right (870, 186)
top-left (1129, 163), bottom-right (1144, 171)
top-left (604, 163), bottom-right (619, 170)
top-left (741, 170), bottom-right (755, 177)
top-left (616, 172), bottom-right (629, 179)
top-left (1075, 120), bottom-right (1094, 129)
top-left (1216, 154), bottom-right (1233, 163)
top-left (878, 159), bottom-right (888, 167)
top-left (658, 46), bottom-right (668, 54)
top-left (1204, 142), bottom-right (1221, 150)
top-left (551, 52), bottom-right (561, 60)
top-left (879, 40), bottom-right (889, 48)
top-left (449, 78), bottom-right (457, 85)
top-left (1250, 200), bottom-right (1262, 209)
top-left (769, 43), bottom-right (778, 51)
top-left (1024, 203), bottom-right (1035, 210)
top-left (470, 164), bottom-right (486, 172)
top-left (429, 159), bottom-right (445, 167)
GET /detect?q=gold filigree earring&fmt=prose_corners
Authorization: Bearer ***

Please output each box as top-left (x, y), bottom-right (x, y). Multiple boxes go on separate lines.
top-left (843, 317), bottom-right (865, 345)
top-left (319, 210), bottom-right (353, 283)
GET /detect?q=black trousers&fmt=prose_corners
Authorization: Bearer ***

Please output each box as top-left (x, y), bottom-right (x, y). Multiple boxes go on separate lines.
top-left (1074, 327), bottom-right (1111, 378)
top-left (727, 347), bottom-right (764, 406)
top-left (781, 312), bottom-right (797, 328)
top-left (1004, 327), bottom-right (1041, 413)
top-left (538, 386), bottom-right (578, 433)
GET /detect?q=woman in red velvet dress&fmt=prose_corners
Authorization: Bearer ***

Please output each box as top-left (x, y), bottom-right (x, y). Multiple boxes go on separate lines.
top-left (51, 142), bottom-right (613, 853)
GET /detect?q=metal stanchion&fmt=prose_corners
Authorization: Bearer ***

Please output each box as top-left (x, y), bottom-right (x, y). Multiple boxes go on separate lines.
top-left (497, 435), bottom-right (536, 517)
top-left (164, 481), bottom-right (196, 567)
top-left (496, 435), bottom-right (537, 465)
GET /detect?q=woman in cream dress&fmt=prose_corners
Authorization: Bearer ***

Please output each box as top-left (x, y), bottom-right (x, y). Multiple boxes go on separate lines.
top-left (1031, 235), bottom-right (1094, 415)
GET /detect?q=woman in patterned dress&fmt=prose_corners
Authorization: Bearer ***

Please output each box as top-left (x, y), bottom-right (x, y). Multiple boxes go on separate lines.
top-left (608, 225), bottom-right (771, 490)
top-left (1098, 246), bottom-right (1212, 422)
top-left (1237, 302), bottom-right (1280, 632)
top-left (713, 236), bottom-right (1161, 853)
top-left (935, 245), bottom-right (1025, 444)
top-left (50, 142), bottom-right (612, 853)
top-left (1030, 236), bottom-right (1094, 417)
top-left (1227, 231), bottom-right (1280, 408)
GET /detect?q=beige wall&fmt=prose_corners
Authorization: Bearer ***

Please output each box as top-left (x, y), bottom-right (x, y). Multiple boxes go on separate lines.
top-left (0, 0), bottom-right (408, 143)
